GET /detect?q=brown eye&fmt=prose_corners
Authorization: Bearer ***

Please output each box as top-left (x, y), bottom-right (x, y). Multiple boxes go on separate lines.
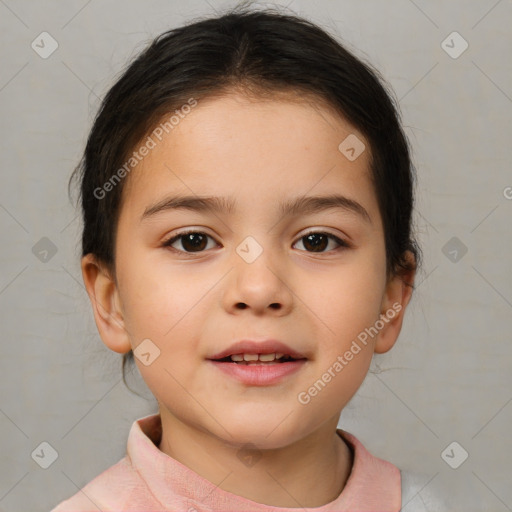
top-left (163, 231), bottom-right (216, 253)
top-left (294, 232), bottom-right (347, 253)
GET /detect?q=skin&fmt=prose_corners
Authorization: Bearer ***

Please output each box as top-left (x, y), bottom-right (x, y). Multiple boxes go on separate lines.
top-left (82, 90), bottom-right (415, 508)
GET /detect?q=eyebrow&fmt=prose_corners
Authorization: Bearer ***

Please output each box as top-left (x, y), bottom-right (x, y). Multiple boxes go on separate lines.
top-left (140, 193), bottom-right (372, 224)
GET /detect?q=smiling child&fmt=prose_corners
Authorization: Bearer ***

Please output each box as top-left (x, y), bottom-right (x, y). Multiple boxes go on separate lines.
top-left (53, 4), bottom-right (423, 511)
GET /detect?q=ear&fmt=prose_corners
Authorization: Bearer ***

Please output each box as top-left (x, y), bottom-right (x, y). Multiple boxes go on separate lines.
top-left (81, 253), bottom-right (131, 354)
top-left (374, 251), bottom-right (416, 354)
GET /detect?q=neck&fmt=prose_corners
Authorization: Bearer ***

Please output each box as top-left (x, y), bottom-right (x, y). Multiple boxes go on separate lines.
top-left (157, 408), bottom-right (354, 508)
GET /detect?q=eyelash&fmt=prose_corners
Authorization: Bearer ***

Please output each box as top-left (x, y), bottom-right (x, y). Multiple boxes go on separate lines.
top-left (161, 229), bottom-right (349, 256)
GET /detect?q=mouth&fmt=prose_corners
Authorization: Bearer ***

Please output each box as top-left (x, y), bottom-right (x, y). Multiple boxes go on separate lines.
top-left (212, 353), bottom-right (303, 364)
top-left (207, 339), bottom-right (308, 386)
top-left (207, 339), bottom-right (308, 362)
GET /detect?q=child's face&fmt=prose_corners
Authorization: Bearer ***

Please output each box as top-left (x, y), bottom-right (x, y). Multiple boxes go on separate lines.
top-left (83, 91), bottom-right (413, 448)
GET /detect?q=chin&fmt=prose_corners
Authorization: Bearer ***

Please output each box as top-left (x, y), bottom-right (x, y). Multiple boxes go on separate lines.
top-left (209, 410), bottom-right (306, 450)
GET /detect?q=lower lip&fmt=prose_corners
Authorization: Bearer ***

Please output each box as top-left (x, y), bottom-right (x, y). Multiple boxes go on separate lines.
top-left (208, 360), bottom-right (306, 386)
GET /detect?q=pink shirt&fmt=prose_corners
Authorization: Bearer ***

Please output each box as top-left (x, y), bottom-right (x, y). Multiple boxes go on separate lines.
top-left (52, 413), bottom-right (401, 511)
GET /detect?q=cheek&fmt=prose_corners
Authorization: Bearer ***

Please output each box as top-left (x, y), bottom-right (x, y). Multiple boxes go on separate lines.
top-left (127, 293), bottom-right (207, 410)
top-left (299, 350), bottom-right (372, 426)
top-left (119, 249), bottom-right (194, 334)
top-left (303, 255), bottom-right (385, 345)
top-left (120, 255), bottom-right (218, 347)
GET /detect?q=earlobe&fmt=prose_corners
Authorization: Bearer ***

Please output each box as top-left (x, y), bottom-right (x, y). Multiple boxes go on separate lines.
top-left (81, 254), bottom-right (132, 354)
top-left (374, 254), bottom-right (416, 354)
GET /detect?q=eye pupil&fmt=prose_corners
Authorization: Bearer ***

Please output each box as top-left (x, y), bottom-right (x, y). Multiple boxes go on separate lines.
top-left (182, 233), bottom-right (207, 251)
top-left (303, 233), bottom-right (328, 252)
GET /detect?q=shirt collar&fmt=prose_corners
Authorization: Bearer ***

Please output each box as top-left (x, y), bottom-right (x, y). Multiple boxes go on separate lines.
top-left (127, 413), bottom-right (401, 511)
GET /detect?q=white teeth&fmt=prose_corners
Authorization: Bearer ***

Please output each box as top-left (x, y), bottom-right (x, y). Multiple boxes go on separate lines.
top-left (229, 353), bottom-right (281, 362)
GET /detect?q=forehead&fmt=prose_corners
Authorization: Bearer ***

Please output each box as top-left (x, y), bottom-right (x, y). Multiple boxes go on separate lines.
top-left (120, 91), bottom-right (379, 225)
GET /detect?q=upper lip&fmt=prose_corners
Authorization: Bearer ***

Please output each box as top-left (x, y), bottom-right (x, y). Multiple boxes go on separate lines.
top-left (208, 339), bottom-right (308, 360)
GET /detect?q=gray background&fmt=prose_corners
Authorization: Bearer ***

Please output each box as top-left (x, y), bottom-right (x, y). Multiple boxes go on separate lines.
top-left (1, 0), bottom-right (511, 510)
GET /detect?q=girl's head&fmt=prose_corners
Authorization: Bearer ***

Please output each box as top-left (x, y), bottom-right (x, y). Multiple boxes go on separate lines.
top-left (74, 5), bottom-right (420, 448)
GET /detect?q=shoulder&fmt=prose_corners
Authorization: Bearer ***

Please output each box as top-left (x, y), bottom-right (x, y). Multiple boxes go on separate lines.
top-left (50, 456), bottom-right (144, 511)
top-left (51, 414), bottom-right (164, 511)
top-left (400, 468), bottom-right (446, 512)
top-left (337, 430), bottom-right (447, 511)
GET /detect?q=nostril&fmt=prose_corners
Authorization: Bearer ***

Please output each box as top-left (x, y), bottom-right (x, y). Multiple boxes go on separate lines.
top-left (234, 303), bottom-right (281, 310)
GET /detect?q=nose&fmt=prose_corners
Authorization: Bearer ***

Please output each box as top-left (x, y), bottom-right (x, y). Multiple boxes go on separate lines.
top-left (222, 245), bottom-right (294, 316)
